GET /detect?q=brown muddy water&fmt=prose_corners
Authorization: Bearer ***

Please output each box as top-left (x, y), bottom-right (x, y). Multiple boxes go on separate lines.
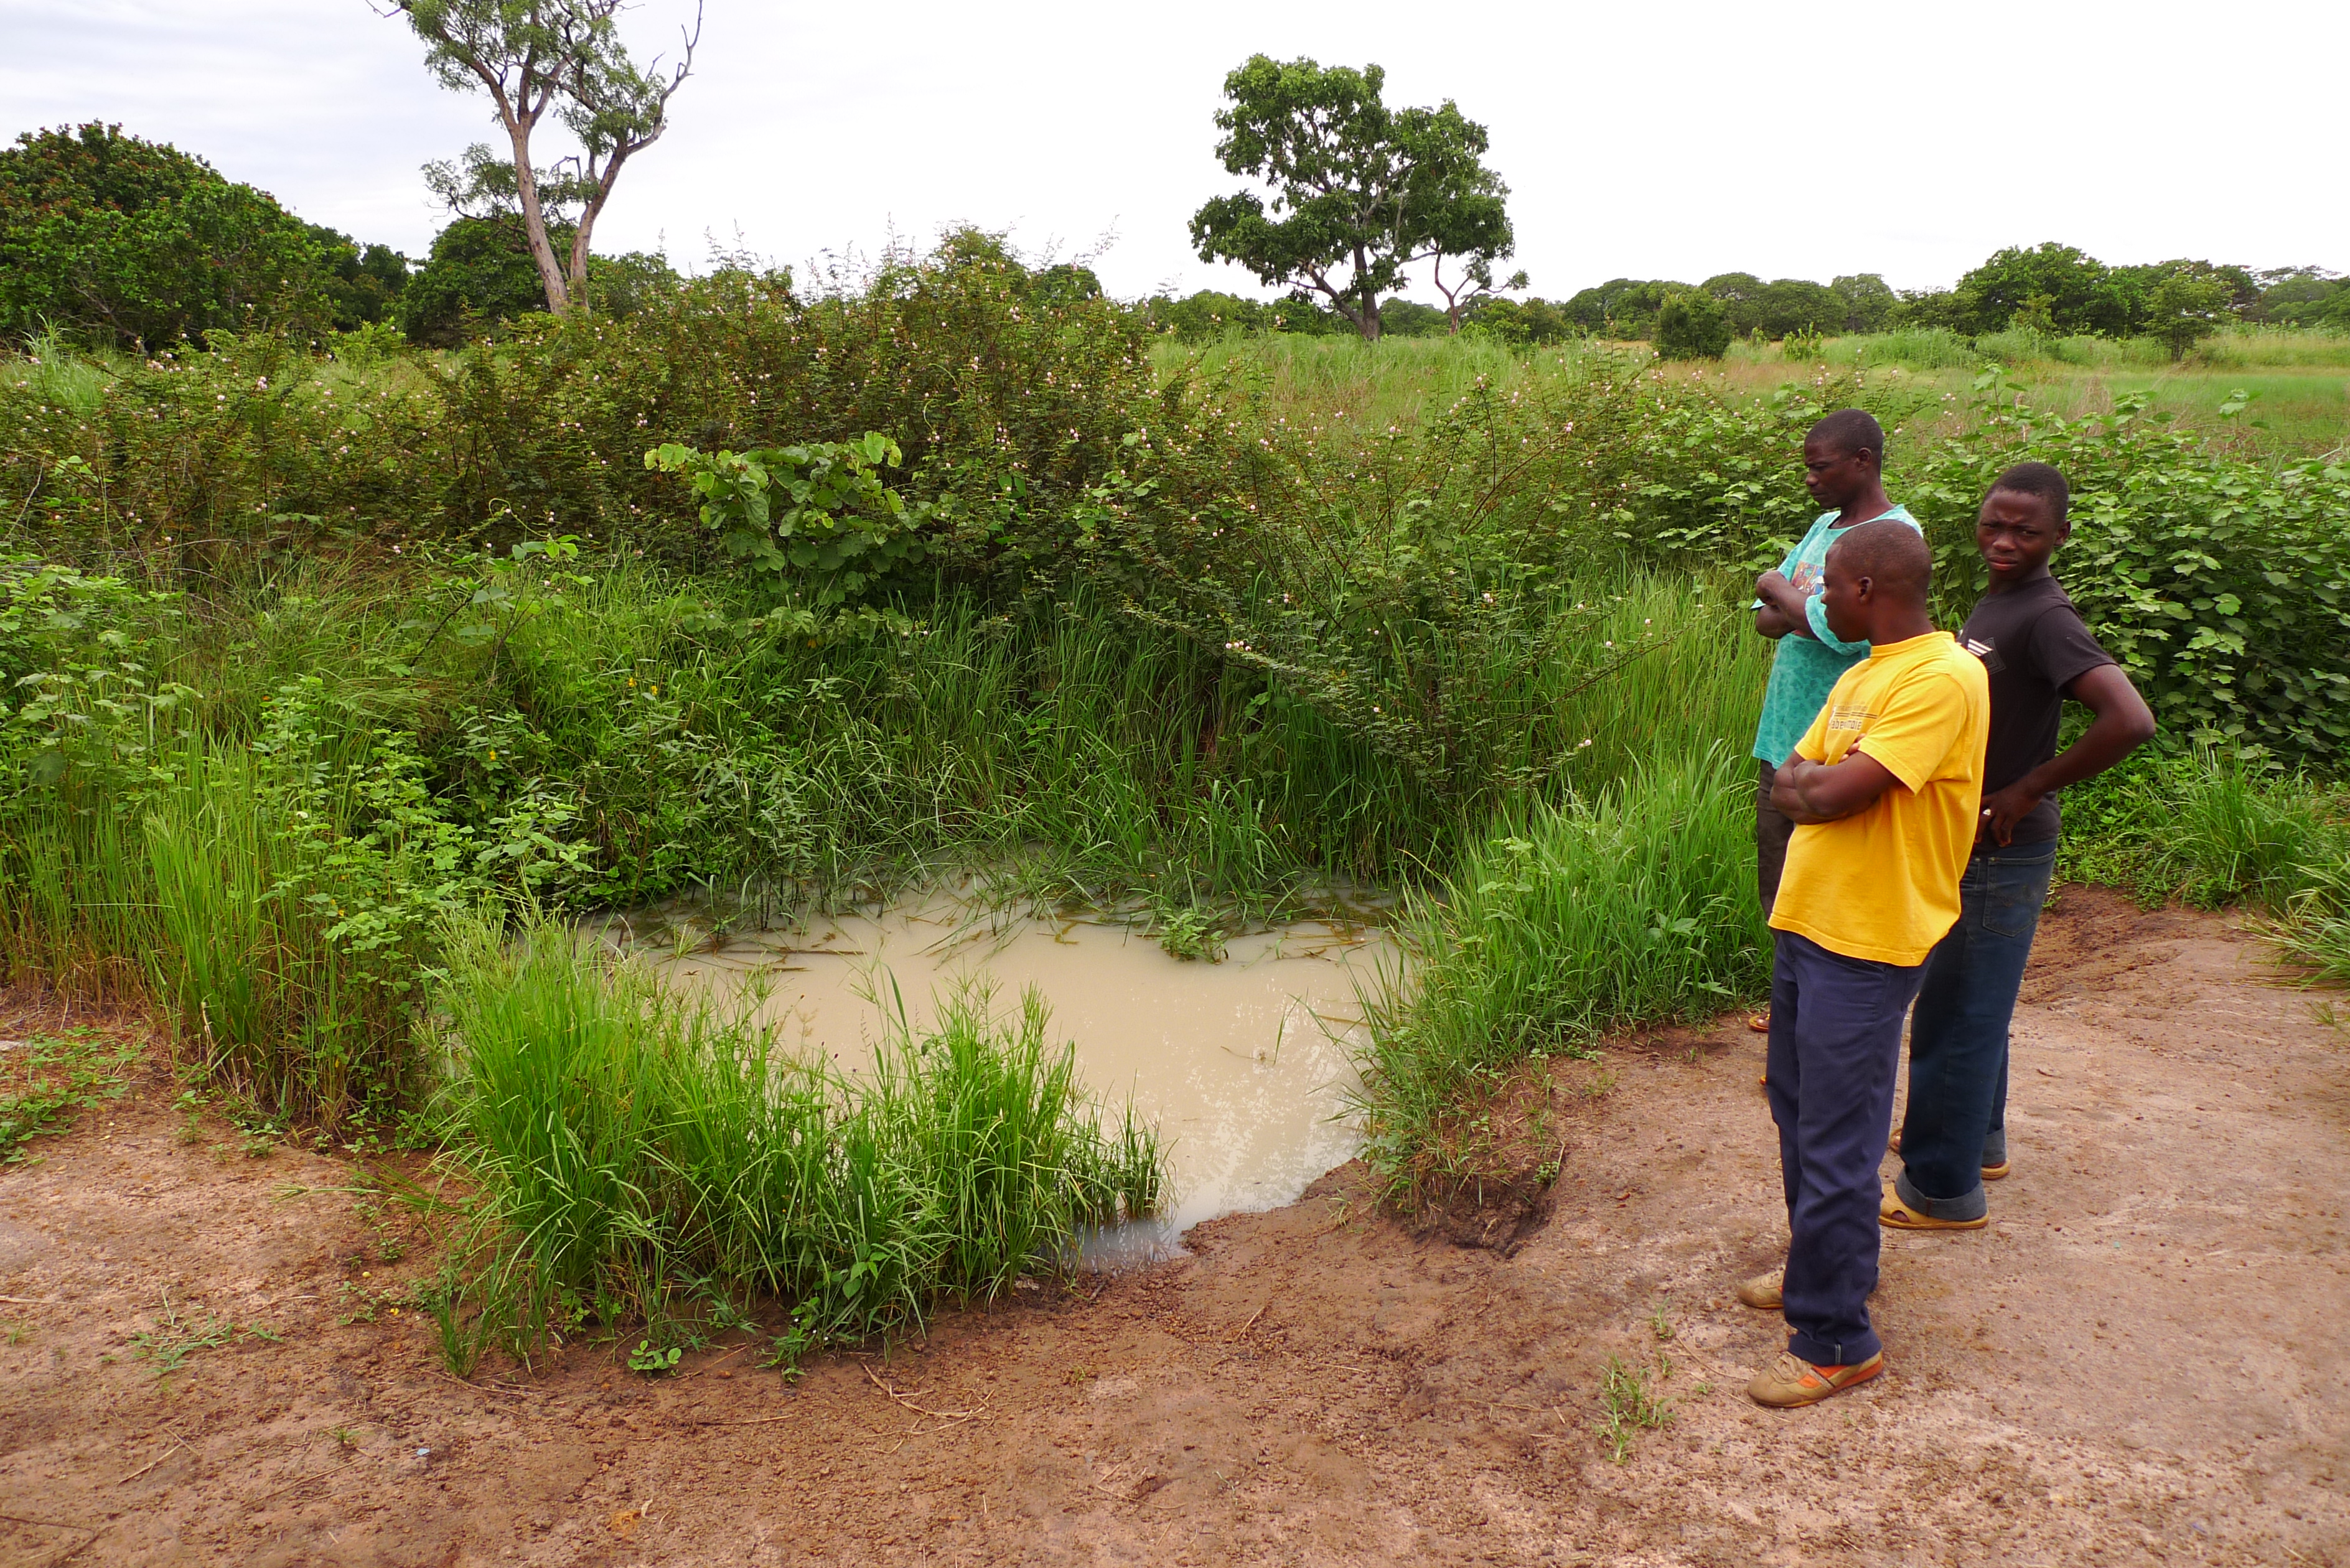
top-left (598, 900), bottom-right (1396, 1260)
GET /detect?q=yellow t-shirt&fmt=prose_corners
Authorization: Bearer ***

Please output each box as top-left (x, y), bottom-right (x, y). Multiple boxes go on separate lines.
top-left (1767, 631), bottom-right (1990, 967)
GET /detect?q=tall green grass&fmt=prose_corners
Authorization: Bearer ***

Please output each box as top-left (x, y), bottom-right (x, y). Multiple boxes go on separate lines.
top-left (9, 330), bottom-right (113, 417)
top-left (429, 918), bottom-right (1159, 1369)
top-left (8, 741), bottom-right (427, 1126)
top-left (1355, 745), bottom-right (1769, 1195)
top-left (2060, 749), bottom-right (2350, 985)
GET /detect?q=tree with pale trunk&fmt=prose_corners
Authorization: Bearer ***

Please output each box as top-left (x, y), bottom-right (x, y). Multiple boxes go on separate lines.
top-left (378, 0), bottom-right (700, 315)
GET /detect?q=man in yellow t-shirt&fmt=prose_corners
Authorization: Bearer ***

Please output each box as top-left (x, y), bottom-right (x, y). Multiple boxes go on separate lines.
top-left (1733, 520), bottom-right (1989, 1410)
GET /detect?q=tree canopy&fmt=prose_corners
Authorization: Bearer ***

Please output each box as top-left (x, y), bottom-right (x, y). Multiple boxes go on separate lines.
top-left (1189, 57), bottom-right (1516, 340)
top-left (1950, 245), bottom-right (2267, 338)
top-left (0, 123), bottom-right (337, 348)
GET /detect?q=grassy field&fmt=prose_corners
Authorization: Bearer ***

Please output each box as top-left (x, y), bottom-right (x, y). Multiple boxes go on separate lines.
top-left (1153, 325), bottom-right (2350, 459)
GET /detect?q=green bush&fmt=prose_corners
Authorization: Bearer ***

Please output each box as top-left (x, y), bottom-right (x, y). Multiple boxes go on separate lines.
top-left (1904, 386), bottom-right (2350, 765)
top-left (1653, 291), bottom-right (1731, 360)
top-left (396, 215), bottom-right (559, 347)
top-left (0, 123), bottom-right (338, 350)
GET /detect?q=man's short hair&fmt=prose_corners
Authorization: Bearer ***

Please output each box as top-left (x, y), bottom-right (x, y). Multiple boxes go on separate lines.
top-left (1828, 518), bottom-right (1932, 600)
top-left (1988, 461), bottom-right (2071, 531)
top-left (1807, 409), bottom-right (1885, 467)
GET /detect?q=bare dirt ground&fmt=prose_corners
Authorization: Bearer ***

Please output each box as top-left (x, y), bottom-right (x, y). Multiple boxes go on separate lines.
top-left (2, 885), bottom-right (2344, 1567)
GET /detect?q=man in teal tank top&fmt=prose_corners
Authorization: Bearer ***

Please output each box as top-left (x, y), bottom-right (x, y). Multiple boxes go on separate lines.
top-left (1745, 409), bottom-right (1924, 1035)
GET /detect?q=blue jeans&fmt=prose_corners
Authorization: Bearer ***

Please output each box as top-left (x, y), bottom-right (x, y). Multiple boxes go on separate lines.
top-left (1895, 839), bottom-right (2057, 1220)
top-left (1767, 930), bottom-right (1926, 1368)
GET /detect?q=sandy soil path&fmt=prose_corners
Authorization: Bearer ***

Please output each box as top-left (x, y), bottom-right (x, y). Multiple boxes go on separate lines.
top-left (2, 887), bottom-right (2343, 1567)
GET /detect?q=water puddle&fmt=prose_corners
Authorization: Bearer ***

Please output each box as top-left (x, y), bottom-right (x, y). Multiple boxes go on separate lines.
top-left (602, 900), bottom-right (1393, 1263)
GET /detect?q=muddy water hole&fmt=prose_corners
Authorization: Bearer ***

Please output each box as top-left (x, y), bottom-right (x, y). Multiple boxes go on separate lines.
top-left (2, 887), bottom-right (2345, 1567)
top-left (604, 897), bottom-right (1395, 1254)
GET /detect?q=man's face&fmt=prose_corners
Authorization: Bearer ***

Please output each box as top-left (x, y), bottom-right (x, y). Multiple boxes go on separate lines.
top-left (1819, 543), bottom-right (1870, 643)
top-left (1802, 436), bottom-right (1874, 513)
top-left (1976, 489), bottom-right (2063, 584)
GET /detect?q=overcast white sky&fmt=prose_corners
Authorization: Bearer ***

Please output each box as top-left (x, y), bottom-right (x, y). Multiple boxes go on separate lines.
top-left (4, 0), bottom-right (2343, 305)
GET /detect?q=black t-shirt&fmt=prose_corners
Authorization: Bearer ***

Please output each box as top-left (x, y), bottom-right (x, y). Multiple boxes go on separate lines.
top-left (1959, 574), bottom-right (2116, 844)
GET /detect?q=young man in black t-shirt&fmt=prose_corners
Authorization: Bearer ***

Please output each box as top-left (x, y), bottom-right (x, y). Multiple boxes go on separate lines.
top-left (1881, 462), bottom-right (2157, 1230)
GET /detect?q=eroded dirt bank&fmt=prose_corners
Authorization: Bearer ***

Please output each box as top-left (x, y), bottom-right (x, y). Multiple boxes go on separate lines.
top-left (2, 887), bottom-right (2344, 1567)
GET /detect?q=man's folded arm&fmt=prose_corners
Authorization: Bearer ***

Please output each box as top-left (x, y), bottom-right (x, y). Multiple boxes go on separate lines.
top-left (1773, 748), bottom-right (1902, 823)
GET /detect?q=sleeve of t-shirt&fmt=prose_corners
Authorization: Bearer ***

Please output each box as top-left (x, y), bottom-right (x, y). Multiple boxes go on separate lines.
top-left (2028, 601), bottom-right (2117, 696)
top-left (1851, 670), bottom-right (1970, 791)
top-left (1804, 591), bottom-right (1873, 654)
top-left (1798, 511), bottom-right (1926, 650)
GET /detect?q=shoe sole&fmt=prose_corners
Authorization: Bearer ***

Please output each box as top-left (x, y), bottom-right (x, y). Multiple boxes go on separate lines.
top-left (1750, 1354), bottom-right (1884, 1409)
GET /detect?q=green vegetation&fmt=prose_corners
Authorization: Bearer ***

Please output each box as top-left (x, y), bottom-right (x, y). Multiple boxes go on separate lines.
top-left (1553, 248), bottom-right (2338, 352)
top-left (0, 123), bottom-right (375, 347)
top-left (2, 226), bottom-right (2344, 1361)
top-left (125, 1290), bottom-right (280, 1379)
top-left (0, 1027), bottom-right (139, 1162)
top-left (1654, 290), bottom-right (1731, 360)
top-left (1598, 1352), bottom-right (1677, 1463)
top-left (424, 918), bottom-right (1156, 1373)
top-left (1357, 744), bottom-right (1768, 1195)
top-left (2060, 752), bottom-right (2350, 986)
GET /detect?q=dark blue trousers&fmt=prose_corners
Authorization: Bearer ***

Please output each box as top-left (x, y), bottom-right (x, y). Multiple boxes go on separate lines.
top-left (1766, 930), bottom-right (1926, 1368)
top-left (1897, 839), bottom-right (2057, 1218)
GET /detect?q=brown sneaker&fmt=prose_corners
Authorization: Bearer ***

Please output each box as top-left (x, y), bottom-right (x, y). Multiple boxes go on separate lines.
top-left (1880, 1182), bottom-right (1987, 1231)
top-left (1746, 1349), bottom-right (1884, 1409)
top-left (1734, 1270), bottom-right (1784, 1310)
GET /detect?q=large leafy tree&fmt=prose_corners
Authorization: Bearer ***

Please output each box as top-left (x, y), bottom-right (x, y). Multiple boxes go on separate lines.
top-left (1189, 57), bottom-right (1515, 341)
top-left (0, 123), bottom-right (333, 348)
top-left (1957, 243), bottom-right (2141, 335)
top-left (1560, 279), bottom-right (1688, 338)
top-left (1654, 291), bottom-right (1730, 360)
top-left (306, 223), bottom-right (411, 329)
top-left (383, 0), bottom-right (701, 315)
top-left (1829, 274), bottom-right (1897, 334)
top-left (2141, 269), bottom-right (2231, 362)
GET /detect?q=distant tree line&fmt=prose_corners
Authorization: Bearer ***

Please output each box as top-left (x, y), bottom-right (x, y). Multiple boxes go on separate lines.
top-left (1151, 248), bottom-right (2349, 356)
